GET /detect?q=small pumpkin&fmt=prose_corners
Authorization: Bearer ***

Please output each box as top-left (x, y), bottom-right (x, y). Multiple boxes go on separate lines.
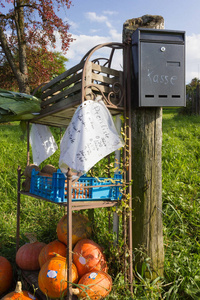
top-left (73, 239), bottom-right (108, 278)
top-left (38, 239), bottom-right (67, 268)
top-left (38, 254), bottom-right (78, 299)
top-left (0, 256), bottom-right (13, 295)
top-left (16, 233), bottom-right (46, 270)
top-left (2, 281), bottom-right (38, 299)
top-left (24, 164), bottom-right (40, 178)
top-left (57, 213), bottom-right (92, 246)
top-left (74, 270), bottom-right (112, 299)
top-left (41, 164), bottom-right (57, 175)
top-left (22, 177), bottom-right (31, 192)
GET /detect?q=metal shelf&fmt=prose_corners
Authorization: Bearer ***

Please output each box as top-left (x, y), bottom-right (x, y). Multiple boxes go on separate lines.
top-left (19, 191), bottom-right (120, 210)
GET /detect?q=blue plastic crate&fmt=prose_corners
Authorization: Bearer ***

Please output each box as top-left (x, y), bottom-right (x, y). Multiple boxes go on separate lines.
top-left (29, 169), bottom-right (55, 200)
top-left (30, 169), bottom-right (122, 203)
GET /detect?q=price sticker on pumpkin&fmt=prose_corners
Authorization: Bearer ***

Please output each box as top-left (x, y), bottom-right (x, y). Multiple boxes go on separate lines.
top-left (79, 256), bottom-right (86, 265)
top-left (28, 293), bottom-right (37, 300)
top-left (47, 270), bottom-right (58, 278)
top-left (89, 272), bottom-right (98, 280)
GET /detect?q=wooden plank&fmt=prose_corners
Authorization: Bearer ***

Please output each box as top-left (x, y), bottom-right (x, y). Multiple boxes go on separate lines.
top-left (55, 107), bottom-right (77, 117)
top-left (91, 62), bottom-right (122, 77)
top-left (41, 82), bottom-right (82, 107)
top-left (33, 120), bottom-right (69, 128)
top-left (32, 94), bottom-right (81, 119)
top-left (91, 73), bottom-right (119, 85)
top-left (89, 83), bottom-right (113, 95)
top-left (42, 72), bottom-right (82, 101)
top-left (41, 61), bottom-right (84, 92)
top-left (32, 117), bottom-right (71, 127)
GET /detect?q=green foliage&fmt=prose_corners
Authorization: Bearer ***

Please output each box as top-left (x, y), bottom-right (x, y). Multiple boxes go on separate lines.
top-left (0, 48), bottom-right (68, 94)
top-left (0, 109), bottom-right (200, 299)
top-left (162, 109), bottom-right (200, 299)
top-left (181, 77), bottom-right (200, 116)
top-left (186, 77), bottom-right (200, 92)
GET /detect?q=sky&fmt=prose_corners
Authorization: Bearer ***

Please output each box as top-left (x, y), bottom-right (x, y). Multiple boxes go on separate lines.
top-left (54, 0), bottom-right (200, 84)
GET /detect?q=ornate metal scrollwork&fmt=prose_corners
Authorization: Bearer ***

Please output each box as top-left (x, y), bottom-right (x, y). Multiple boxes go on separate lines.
top-left (83, 81), bottom-right (124, 108)
top-left (108, 81), bottom-right (124, 107)
top-left (81, 42), bottom-right (125, 108)
top-left (91, 58), bottom-right (110, 68)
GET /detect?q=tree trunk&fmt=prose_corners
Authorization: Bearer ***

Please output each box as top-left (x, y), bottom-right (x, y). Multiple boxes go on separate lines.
top-left (0, 0), bottom-right (30, 93)
top-left (123, 15), bottom-right (165, 278)
top-left (15, 0), bottom-right (30, 93)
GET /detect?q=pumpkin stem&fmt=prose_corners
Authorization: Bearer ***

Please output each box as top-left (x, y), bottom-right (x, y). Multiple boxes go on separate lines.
top-left (52, 252), bottom-right (63, 258)
top-left (15, 281), bottom-right (22, 293)
top-left (24, 232), bottom-right (38, 243)
top-left (52, 252), bottom-right (59, 256)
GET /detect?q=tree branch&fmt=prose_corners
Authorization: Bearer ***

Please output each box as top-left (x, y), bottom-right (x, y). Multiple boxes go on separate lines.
top-left (0, 26), bottom-right (19, 79)
top-left (15, 4), bottom-right (38, 9)
top-left (0, 13), bottom-right (15, 20)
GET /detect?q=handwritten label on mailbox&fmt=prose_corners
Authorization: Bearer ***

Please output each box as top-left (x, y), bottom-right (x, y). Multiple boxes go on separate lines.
top-left (147, 69), bottom-right (178, 86)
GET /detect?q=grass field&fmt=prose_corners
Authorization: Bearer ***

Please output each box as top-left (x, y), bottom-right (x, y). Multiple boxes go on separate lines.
top-left (0, 108), bottom-right (199, 299)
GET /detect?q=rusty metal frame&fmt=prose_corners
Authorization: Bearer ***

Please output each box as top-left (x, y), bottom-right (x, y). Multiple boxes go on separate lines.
top-left (67, 168), bottom-right (73, 298)
top-left (16, 166), bottom-right (21, 252)
top-left (16, 41), bottom-right (133, 299)
top-left (124, 41), bottom-right (133, 291)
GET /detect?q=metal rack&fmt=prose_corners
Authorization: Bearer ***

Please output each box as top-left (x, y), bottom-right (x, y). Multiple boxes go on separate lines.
top-left (16, 42), bottom-right (133, 299)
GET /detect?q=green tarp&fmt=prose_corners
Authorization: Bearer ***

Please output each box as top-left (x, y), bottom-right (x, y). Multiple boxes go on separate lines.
top-left (0, 89), bottom-right (41, 122)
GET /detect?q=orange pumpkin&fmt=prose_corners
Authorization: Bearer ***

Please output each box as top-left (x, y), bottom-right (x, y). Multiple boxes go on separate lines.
top-left (0, 256), bottom-right (13, 295)
top-left (38, 239), bottom-right (67, 268)
top-left (2, 281), bottom-right (38, 299)
top-left (73, 239), bottom-right (108, 278)
top-left (38, 254), bottom-right (78, 299)
top-left (57, 213), bottom-right (92, 246)
top-left (16, 233), bottom-right (46, 270)
top-left (76, 271), bottom-right (112, 299)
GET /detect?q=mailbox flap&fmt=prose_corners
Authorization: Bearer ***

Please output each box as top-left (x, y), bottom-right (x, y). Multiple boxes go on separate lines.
top-left (132, 28), bottom-right (185, 44)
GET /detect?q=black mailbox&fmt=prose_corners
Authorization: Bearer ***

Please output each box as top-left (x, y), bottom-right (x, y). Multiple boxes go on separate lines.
top-left (131, 28), bottom-right (186, 107)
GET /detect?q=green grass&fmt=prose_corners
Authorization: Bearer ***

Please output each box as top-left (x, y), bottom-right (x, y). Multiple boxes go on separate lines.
top-left (162, 109), bottom-right (200, 299)
top-left (0, 109), bottom-right (200, 299)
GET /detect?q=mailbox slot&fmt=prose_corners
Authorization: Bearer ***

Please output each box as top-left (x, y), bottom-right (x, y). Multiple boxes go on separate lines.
top-left (131, 28), bottom-right (186, 107)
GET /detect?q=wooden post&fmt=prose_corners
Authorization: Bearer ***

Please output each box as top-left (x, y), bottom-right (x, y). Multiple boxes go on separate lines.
top-left (123, 15), bottom-right (165, 278)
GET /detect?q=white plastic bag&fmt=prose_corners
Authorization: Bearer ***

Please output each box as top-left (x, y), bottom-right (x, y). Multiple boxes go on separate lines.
top-left (30, 124), bottom-right (58, 166)
top-left (59, 99), bottom-right (124, 174)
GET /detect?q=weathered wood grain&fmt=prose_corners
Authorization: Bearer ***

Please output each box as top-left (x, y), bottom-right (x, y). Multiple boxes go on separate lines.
top-left (123, 15), bottom-right (165, 278)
